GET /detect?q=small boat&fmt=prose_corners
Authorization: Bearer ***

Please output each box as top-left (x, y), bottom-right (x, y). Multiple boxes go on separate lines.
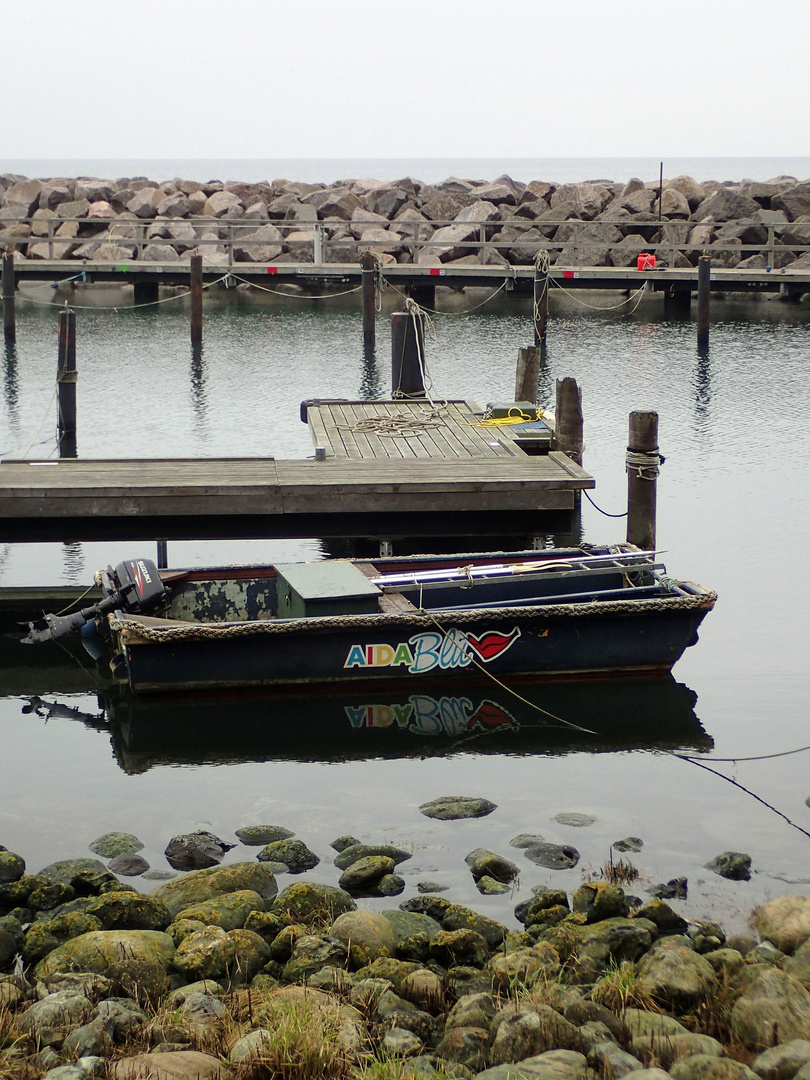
top-left (23, 545), bottom-right (715, 695)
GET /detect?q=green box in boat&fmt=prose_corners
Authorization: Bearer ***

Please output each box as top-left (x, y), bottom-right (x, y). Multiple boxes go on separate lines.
top-left (274, 561), bottom-right (381, 619)
top-left (488, 402), bottom-right (541, 420)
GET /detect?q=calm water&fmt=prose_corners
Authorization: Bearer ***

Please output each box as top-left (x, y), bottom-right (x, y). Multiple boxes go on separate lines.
top-left (3, 155), bottom-right (810, 186)
top-left (2, 282), bottom-right (810, 932)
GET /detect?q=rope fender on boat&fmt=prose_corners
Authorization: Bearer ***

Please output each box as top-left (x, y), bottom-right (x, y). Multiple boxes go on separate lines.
top-left (107, 590), bottom-right (717, 645)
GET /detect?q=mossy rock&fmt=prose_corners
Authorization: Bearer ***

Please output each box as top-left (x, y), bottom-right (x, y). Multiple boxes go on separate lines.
top-left (268, 882), bottom-right (355, 925)
top-left (88, 832), bottom-right (144, 858)
top-left (152, 861), bottom-right (278, 918)
top-left (332, 911), bottom-right (398, 966)
top-left (256, 839), bottom-right (319, 873)
top-left (174, 888), bottom-right (265, 931)
top-left (36, 929), bottom-right (175, 1000)
top-left (36, 858), bottom-right (108, 887)
top-left (442, 904), bottom-right (508, 949)
top-left (22, 911), bottom-right (103, 965)
top-left (86, 890), bottom-right (171, 931)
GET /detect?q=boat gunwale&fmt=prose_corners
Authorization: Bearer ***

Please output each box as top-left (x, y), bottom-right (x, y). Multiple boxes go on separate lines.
top-left (109, 586), bottom-right (717, 646)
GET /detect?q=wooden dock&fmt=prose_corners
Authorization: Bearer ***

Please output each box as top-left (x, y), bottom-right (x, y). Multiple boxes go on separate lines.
top-left (0, 401), bottom-right (593, 548)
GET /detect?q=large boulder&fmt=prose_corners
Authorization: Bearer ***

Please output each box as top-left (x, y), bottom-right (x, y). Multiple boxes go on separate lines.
top-left (174, 889), bottom-right (265, 931)
top-left (110, 1050), bottom-right (227, 1080)
top-left (757, 896), bottom-right (810, 954)
top-left (732, 968), bottom-right (810, 1050)
top-left (694, 188), bottom-right (762, 223)
top-left (331, 910), bottom-right (397, 964)
top-left (202, 190), bottom-right (243, 218)
top-left (36, 929), bottom-right (175, 998)
top-left (636, 938), bottom-right (715, 1009)
top-left (153, 862), bottom-right (278, 918)
top-left (4, 180), bottom-right (41, 215)
top-left (268, 881), bottom-right (355, 924)
top-left (772, 183), bottom-right (810, 222)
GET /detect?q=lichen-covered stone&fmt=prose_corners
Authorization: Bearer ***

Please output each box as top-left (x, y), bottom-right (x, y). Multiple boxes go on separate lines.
top-left (22, 911), bottom-right (103, 965)
top-left (488, 942), bottom-right (561, 990)
top-left (234, 825), bottom-right (294, 845)
top-left (732, 968), bottom-right (810, 1050)
top-left (152, 862), bottom-right (278, 918)
top-left (0, 850), bottom-right (25, 883)
top-left (88, 833), bottom-right (144, 859)
top-left (86, 890), bottom-right (171, 931)
top-left (331, 910), bottom-right (398, 965)
top-left (636, 938), bottom-right (716, 1009)
top-left (419, 795), bottom-right (497, 820)
top-left (36, 929), bottom-right (175, 999)
top-left (757, 896), bottom-right (810, 955)
top-left (573, 882), bottom-right (629, 922)
top-left (174, 888), bottom-right (264, 931)
top-left (338, 855), bottom-right (395, 891)
top-left (268, 882), bottom-right (355, 924)
top-left (256, 838), bottom-right (319, 872)
top-left (333, 843), bottom-right (411, 871)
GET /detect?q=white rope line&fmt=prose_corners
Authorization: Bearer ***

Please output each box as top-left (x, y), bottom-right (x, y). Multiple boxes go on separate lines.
top-left (549, 276), bottom-right (648, 312)
top-left (231, 274), bottom-right (365, 300)
top-left (12, 274), bottom-right (230, 311)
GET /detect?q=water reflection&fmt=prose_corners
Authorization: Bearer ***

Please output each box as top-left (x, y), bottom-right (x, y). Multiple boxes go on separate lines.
top-left (2, 631), bottom-right (712, 774)
top-left (61, 542), bottom-right (85, 583)
top-left (189, 342), bottom-right (208, 438)
top-left (360, 343), bottom-right (381, 399)
top-left (693, 349), bottom-right (712, 430)
top-left (3, 340), bottom-right (19, 431)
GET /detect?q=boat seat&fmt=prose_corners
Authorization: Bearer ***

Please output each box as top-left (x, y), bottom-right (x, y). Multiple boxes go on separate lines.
top-left (378, 591), bottom-right (418, 613)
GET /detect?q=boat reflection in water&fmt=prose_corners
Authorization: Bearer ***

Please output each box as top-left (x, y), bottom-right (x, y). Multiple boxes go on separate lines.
top-left (6, 636), bottom-right (712, 773)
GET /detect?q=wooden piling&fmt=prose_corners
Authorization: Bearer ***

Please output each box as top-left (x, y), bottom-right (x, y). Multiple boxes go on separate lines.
top-left (3, 254), bottom-right (15, 344)
top-left (361, 251), bottom-right (376, 352)
top-left (515, 347), bottom-right (540, 404)
top-left (190, 255), bottom-right (203, 347)
top-left (391, 310), bottom-right (426, 397)
top-left (697, 256), bottom-right (711, 352)
top-left (554, 377), bottom-right (583, 465)
top-left (533, 255), bottom-right (549, 346)
top-left (133, 280), bottom-right (159, 306)
top-left (57, 309), bottom-right (77, 457)
top-left (626, 410), bottom-right (659, 551)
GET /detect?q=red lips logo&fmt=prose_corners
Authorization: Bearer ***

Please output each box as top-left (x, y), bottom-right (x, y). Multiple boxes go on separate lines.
top-left (465, 627), bottom-right (521, 662)
top-left (467, 700), bottom-right (519, 731)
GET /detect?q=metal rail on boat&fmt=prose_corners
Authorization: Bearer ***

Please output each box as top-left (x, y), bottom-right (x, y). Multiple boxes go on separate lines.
top-left (369, 549), bottom-right (663, 589)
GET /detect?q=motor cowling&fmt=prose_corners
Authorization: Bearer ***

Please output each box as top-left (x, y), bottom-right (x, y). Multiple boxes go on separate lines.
top-left (22, 558), bottom-right (169, 644)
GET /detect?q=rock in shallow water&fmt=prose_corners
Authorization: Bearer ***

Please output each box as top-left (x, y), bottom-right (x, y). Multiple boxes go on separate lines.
top-left (419, 795), bottom-right (497, 820)
top-left (256, 839), bottom-right (319, 873)
top-left (88, 833), bottom-right (144, 858)
top-left (523, 842), bottom-right (580, 870)
top-left (164, 831), bottom-right (235, 871)
top-left (234, 824), bottom-right (294, 845)
top-left (706, 851), bottom-right (752, 881)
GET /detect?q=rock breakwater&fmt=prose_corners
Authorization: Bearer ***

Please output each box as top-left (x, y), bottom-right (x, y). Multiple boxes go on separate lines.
top-left (3, 835), bottom-right (810, 1080)
top-left (1, 171), bottom-right (810, 270)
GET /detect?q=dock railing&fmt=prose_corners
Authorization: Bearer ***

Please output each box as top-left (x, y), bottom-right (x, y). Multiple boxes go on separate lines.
top-left (8, 216), bottom-right (810, 270)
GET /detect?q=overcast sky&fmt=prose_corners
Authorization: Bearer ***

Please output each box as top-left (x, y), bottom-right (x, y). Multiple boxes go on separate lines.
top-left (4, 0), bottom-right (808, 160)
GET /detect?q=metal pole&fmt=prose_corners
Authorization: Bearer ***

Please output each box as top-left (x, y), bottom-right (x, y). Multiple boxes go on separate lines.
top-left (626, 410), bottom-right (659, 551)
top-left (57, 309), bottom-right (77, 457)
top-left (156, 540), bottom-right (168, 569)
top-left (3, 254), bottom-right (15, 344)
top-left (658, 161), bottom-right (663, 222)
top-left (361, 251), bottom-right (376, 352)
top-left (190, 254), bottom-right (203, 348)
top-left (697, 256), bottom-right (711, 353)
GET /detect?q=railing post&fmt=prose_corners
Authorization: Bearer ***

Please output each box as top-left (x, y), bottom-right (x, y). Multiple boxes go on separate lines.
top-left (2, 254), bottom-right (15, 343)
top-left (314, 224), bottom-right (323, 265)
top-left (626, 410), bottom-right (659, 551)
top-left (190, 254), bottom-right (203, 348)
top-left (697, 256), bottom-right (711, 353)
top-left (57, 308), bottom-right (77, 457)
top-left (478, 225), bottom-right (486, 265)
top-left (361, 251), bottom-right (376, 352)
top-left (228, 224), bottom-right (234, 267)
top-left (767, 226), bottom-right (775, 270)
top-left (48, 220), bottom-right (54, 261)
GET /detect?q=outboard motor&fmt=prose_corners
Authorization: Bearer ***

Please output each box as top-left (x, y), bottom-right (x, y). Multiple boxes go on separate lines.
top-left (22, 559), bottom-right (169, 644)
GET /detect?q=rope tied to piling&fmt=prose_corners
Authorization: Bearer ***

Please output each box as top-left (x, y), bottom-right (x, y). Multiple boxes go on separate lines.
top-left (626, 448), bottom-right (664, 480)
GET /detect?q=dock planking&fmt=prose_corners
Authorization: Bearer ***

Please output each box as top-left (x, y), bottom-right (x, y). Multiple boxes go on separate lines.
top-left (0, 400), bottom-right (592, 544)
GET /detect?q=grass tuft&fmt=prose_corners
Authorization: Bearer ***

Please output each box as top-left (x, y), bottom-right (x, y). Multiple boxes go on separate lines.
top-left (592, 960), bottom-right (659, 1014)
